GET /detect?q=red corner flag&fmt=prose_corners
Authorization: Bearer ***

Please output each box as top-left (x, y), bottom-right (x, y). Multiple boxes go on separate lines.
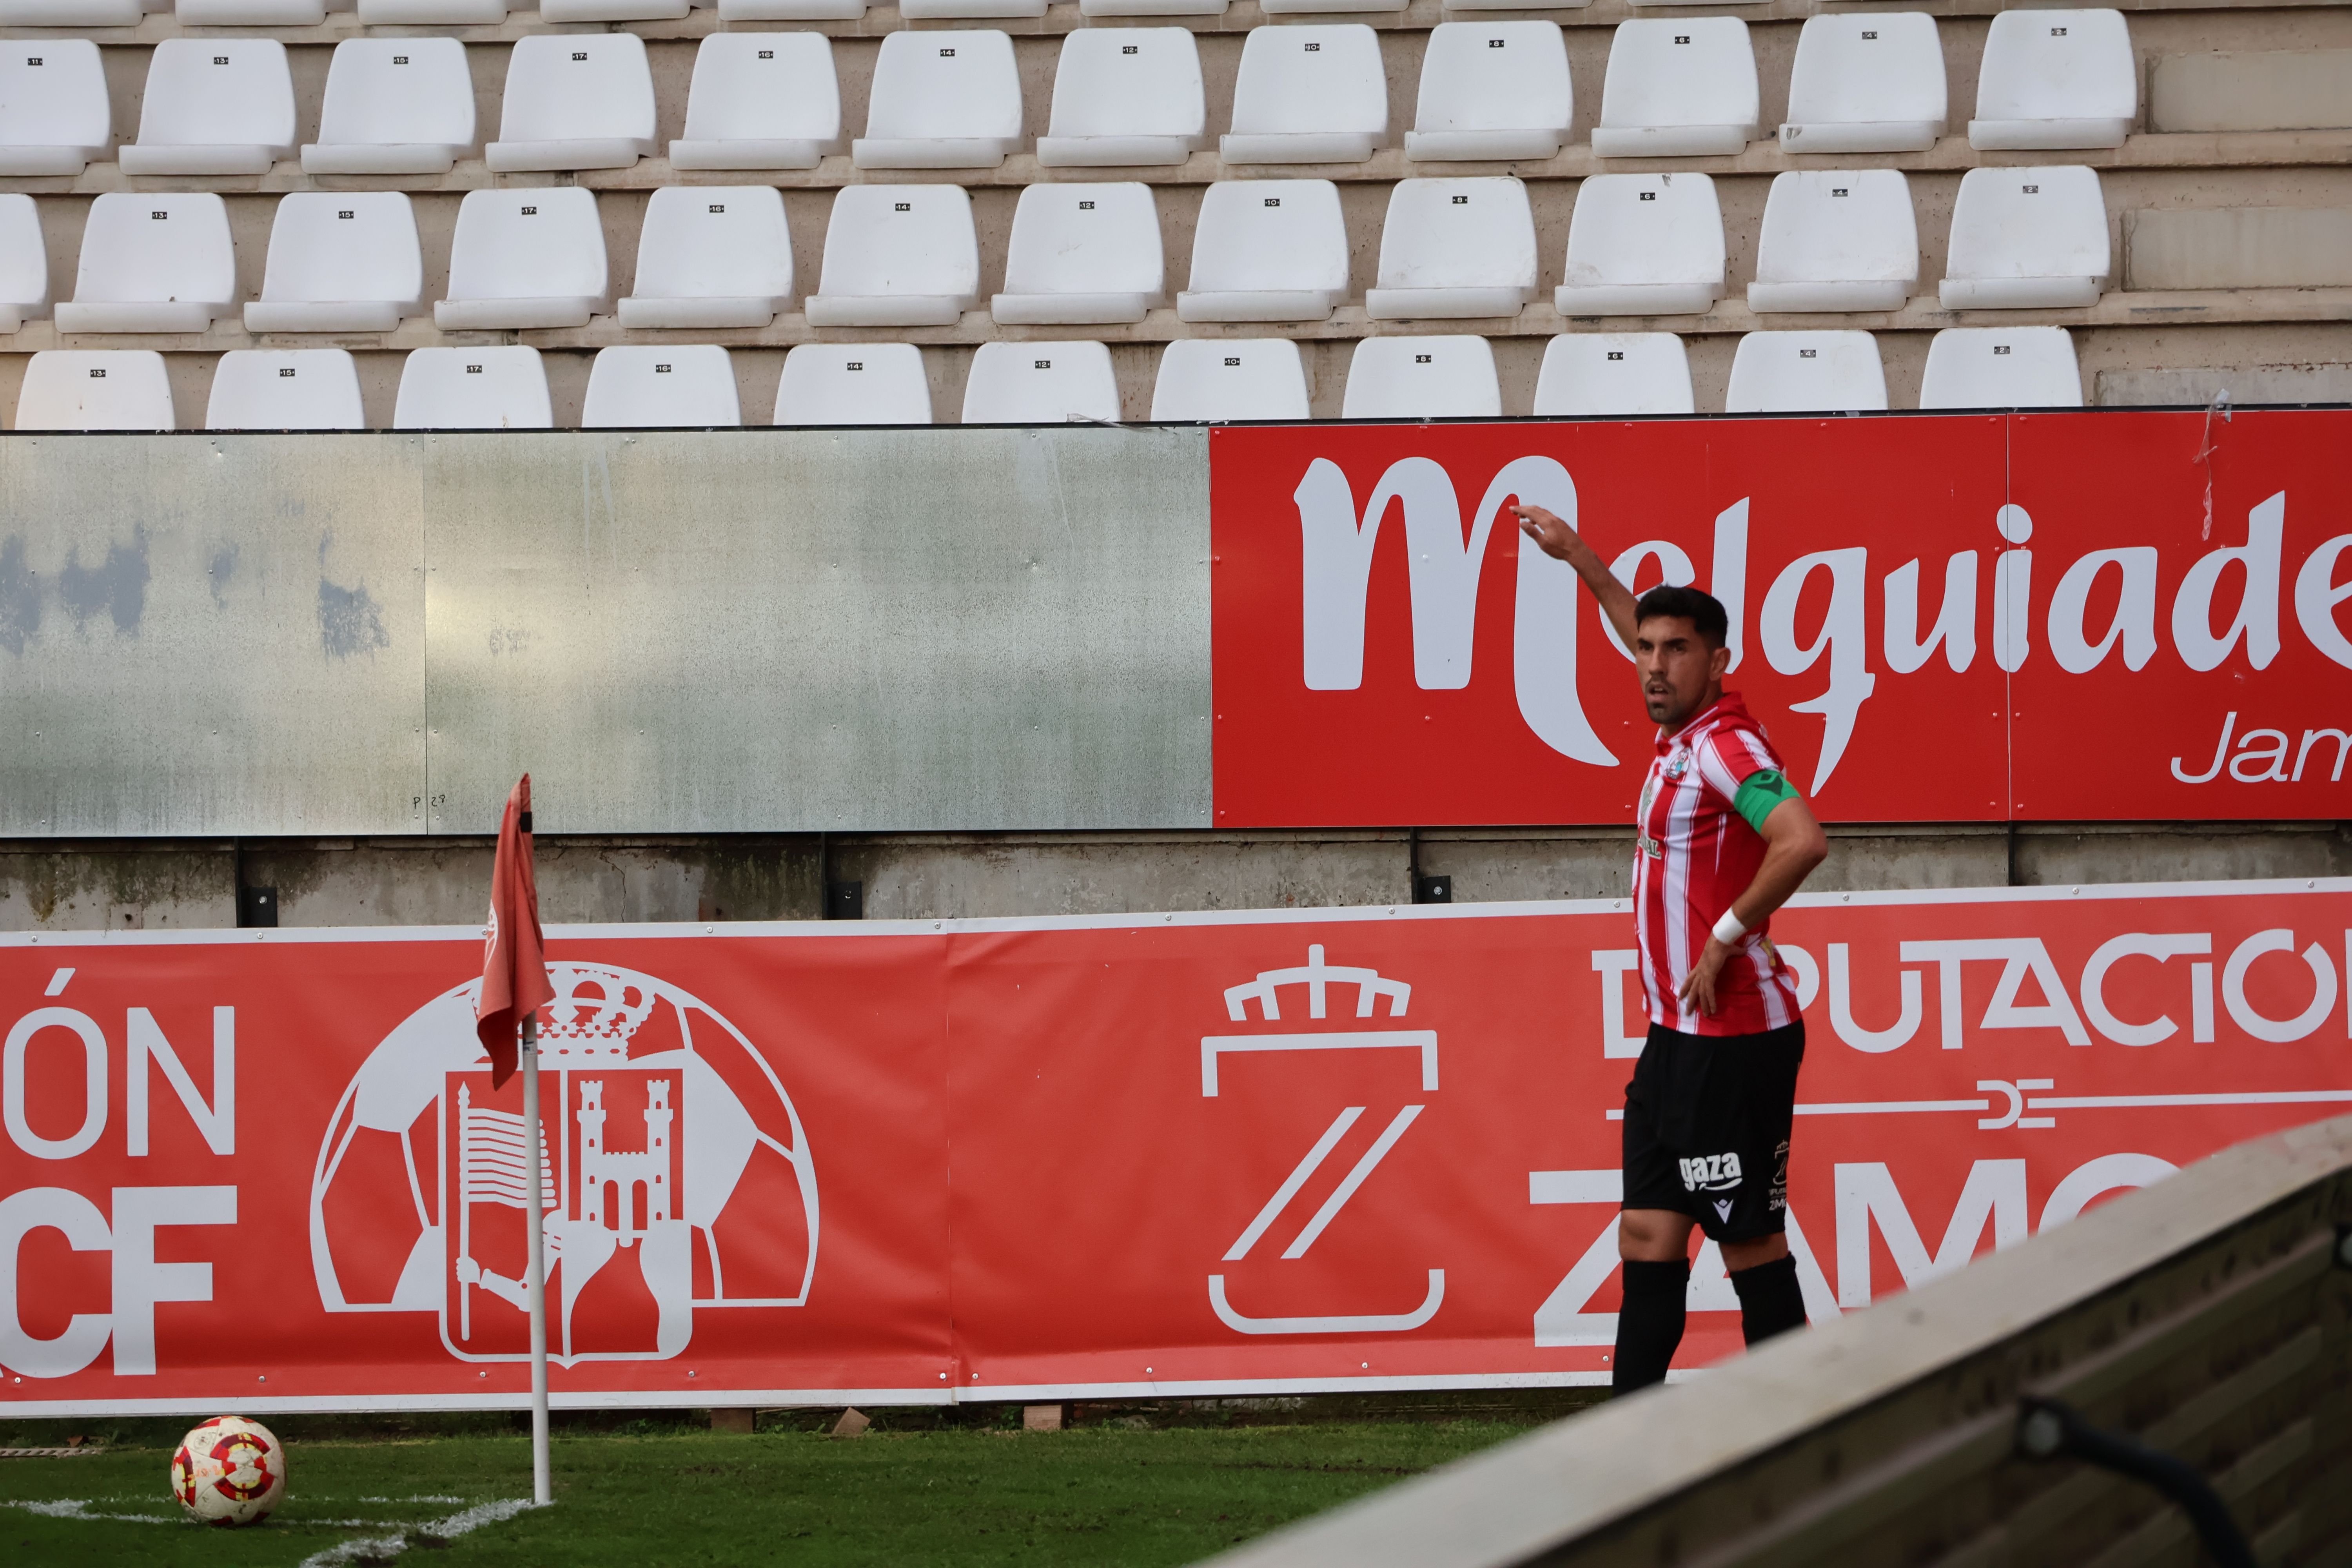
top-left (476, 775), bottom-right (554, 1088)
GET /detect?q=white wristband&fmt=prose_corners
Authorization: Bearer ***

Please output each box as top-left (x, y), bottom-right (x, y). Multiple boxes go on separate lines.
top-left (1711, 909), bottom-right (1748, 946)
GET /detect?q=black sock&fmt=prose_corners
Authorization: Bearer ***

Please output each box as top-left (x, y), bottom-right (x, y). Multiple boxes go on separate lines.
top-left (1730, 1254), bottom-right (1808, 1348)
top-left (1611, 1257), bottom-right (1690, 1396)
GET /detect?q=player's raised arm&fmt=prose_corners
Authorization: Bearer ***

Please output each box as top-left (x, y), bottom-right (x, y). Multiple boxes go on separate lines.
top-left (1513, 504), bottom-right (1640, 653)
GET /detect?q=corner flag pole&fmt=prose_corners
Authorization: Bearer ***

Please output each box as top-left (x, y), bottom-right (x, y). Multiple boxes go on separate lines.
top-left (475, 773), bottom-right (557, 1510)
top-left (524, 1009), bottom-right (550, 1506)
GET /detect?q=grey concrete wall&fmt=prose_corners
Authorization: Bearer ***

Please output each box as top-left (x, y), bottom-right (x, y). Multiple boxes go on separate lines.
top-left (2098, 361), bottom-right (2352, 406)
top-left (7, 822), bottom-right (2348, 931)
top-left (2125, 207), bottom-right (2352, 290)
top-left (2151, 48), bottom-right (2352, 133)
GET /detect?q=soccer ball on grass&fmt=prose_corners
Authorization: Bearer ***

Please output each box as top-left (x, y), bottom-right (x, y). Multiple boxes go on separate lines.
top-left (170, 1416), bottom-right (286, 1526)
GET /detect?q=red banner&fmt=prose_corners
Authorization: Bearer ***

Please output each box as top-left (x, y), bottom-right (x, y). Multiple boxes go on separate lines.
top-left (1207, 410), bottom-right (2352, 826)
top-left (2, 882), bottom-right (2348, 1414)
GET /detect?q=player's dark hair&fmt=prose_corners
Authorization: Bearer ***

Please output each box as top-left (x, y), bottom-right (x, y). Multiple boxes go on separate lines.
top-left (1635, 584), bottom-right (1730, 649)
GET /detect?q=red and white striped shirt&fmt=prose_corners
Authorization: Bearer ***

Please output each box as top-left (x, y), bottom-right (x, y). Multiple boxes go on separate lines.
top-left (1632, 692), bottom-right (1803, 1037)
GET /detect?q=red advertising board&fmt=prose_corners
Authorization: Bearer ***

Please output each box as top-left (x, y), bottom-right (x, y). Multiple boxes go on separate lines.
top-left (3, 882), bottom-right (2348, 1414)
top-left (1207, 410), bottom-right (2352, 826)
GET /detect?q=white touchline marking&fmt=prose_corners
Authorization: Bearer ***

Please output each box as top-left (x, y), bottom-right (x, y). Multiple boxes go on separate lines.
top-left (5, 1500), bottom-right (173, 1524)
top-left (298, 1497), bottom-right (543, 1568)
top-left (7, 1498), bottom-right (452, 1532)
top-left (5, 1494), bottom-right (541, 1555)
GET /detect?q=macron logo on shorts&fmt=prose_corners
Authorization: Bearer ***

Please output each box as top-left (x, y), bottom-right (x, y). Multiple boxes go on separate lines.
top-left (1713, 1199), bottom-right (1734, 1221)
top-left (1678, 1152), bottom-right (1743, 1192)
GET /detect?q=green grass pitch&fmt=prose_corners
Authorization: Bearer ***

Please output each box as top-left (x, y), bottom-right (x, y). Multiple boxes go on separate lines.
top-left (0, 1413), bottom-right (1535, 1566)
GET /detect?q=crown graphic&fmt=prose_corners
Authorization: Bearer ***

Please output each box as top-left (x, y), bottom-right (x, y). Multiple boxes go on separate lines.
top-left (1223, 945), bottom-right (1410, 1023)
top-left (536, 964), bottom-right (659, 1060)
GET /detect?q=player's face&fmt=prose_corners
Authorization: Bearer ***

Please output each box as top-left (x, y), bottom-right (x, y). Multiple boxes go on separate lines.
top-left (1633, 615), bottom-right (1731, 728)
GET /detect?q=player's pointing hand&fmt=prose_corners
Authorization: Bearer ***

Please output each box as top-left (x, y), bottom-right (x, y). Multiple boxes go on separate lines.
top-left (1513, 504), bottom-right (1583, 563)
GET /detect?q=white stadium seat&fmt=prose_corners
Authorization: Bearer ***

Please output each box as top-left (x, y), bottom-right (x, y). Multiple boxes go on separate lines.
top-left (434, 187), bottom-right (610, 330)
top-left (803, 185), bottom-right (980, 327)
top-left (670, 34), bottom-right (843, 171)
top-left (1405, 23), bottom-right (1573, 162)
top-left (618, 187), bottom-right (793, 330)
top-left (1178, 180), bottom-right (1348, 323)
top-left (1748, 170), bottom-right (1918, 313)
top-left (55, 194), bottom-right (236, 334)
top-left (204, 350), bottom-right (366, 430)
top-left (1919, 326), bottom-right (2083, 408)
top-left (1971, 9), bottom-right (2136, 150)
top-left (15, 351), bottom-right (174, 431)
top-left (1724, 330), bottom-right (1888, 413)
top-left (357, 0), bottom-right (503, 21)
top-left (245, 192), bottom-right (424, 333)
top-left (0, 195), bottom-right (47, 333)
top-left (853, 31), bottom-right (1024, 170)
top-left (393, 347), bottom-right (552, 430)
top-left (961, 341), bottom-right (1122, 424)
top-left (1151, 339), bottom-right (1310, 421)
top-left (1037, 29), bottom-right (1207, 168)
top-left (0, 42), bottom-right (111, 177)
top-left (178, 0), bottom-right (352, 24)
top-left (1779, 14), bottom-right (1947, 154)
top-left (1366, 178), bottom-right (1537, 320)
top-left (303, 39), bottom-right (476, 175)
top-left (773, 343), bottom-right (933, 426)
top-left (1532, 333), bottom-right (1695, 417)
top-left (1554, 174), bottom-right (1726, 317)
top-left (1221, 26), bottom-right (1388, 165)
top-left (486, 35), bottom-right (657, 172)
top-left (0, 0), bottom-right (162, 23)
top-left (1343, 336), bottom-right (1501, 419)
top-left (119, 40), bottom-right (295, 176)
top-left (993, 183), bottom-right (1165, 325)
top-left (582, 346), bottom-right (742, 428)
top-left (1938, 165), bottom-right (2109, 309)
top-left (720, 0), bottom-right (860, 18)
top-left (1592, 19), bottom-right (1759, 158)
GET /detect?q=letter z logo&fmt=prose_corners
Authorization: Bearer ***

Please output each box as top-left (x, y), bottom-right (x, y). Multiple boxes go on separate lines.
top-left (1202, 947), bottom-right (1444, 1337)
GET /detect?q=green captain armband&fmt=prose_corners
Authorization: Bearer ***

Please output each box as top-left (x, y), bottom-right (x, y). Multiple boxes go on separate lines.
top-left (1733, 769), bottom-right (1800, 834)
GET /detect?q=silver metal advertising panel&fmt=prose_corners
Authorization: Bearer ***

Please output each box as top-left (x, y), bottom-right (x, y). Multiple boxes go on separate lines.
top-left (0, 434), bottom-right (430, 837)
top-left (1, 427), bottom-right (1212, 837)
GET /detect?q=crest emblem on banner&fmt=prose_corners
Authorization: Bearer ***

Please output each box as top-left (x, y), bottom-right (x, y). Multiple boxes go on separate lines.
top-left (309, 962), bottom-right (818, 1367)
top-left (1202, 945), bottom-right (1444, 1336)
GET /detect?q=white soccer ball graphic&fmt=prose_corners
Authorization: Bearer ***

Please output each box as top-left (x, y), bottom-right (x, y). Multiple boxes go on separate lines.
top-left (310, 961), bottom-right (817, 1367)
top-left (170, 1415), bottom-right (285, 1526)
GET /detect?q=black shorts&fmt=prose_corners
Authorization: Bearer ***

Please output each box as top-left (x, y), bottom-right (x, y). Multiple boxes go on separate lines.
top-left (1622, 1020), bottom-right (1804, 1243)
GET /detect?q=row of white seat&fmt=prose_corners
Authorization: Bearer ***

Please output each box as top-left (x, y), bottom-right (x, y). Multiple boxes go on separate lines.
top-left (0, 0), bottom-right (2171, 33)
top-left (14, 328), bottom-right (2082, 430)
top-left (0, 167), bottom-right (2114, 335)
top-left (0, 11), bottom-right (2140, 180)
